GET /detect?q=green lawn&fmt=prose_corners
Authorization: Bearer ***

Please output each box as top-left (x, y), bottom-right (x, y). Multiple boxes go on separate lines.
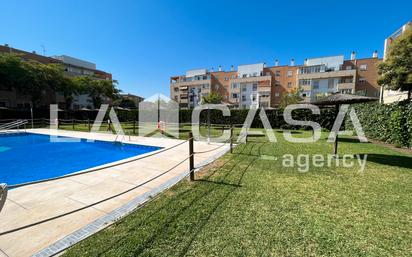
top-left (62, 130), bottom-right (411, 257)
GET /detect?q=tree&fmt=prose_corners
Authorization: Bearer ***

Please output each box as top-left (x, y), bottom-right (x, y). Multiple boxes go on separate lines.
top-left (0, 53), bottom-right (74, 108)
top-left (114, 98), bottom-right (136, 108)
top-left (279, 88), bottom-right (303, 108)
top-left (201, 92), bottom-right (224, 104)
top-left (378, 27), bottom-right (412, 100)
top-left (0, 52), bottom-right (120, 109)
top-left (74, 76), bottom-right (120, 108)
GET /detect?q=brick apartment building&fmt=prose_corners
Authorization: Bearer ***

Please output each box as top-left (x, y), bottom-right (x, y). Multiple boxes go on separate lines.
top-left (0, 44), bottom-right (112, 109)
top-left (170, 52), bottom-right (382, 109)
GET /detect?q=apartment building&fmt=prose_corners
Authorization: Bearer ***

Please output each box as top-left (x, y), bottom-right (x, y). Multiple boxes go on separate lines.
top-left (298, 53), bottom-right (381, 102)
top-left (170, 53), bottom-right (381, 109)
top-left (0, 44), bottom-right (112, 109)
top-left (52, 55), bottom-right (112, 109)
top-left (381, 21), bottom-right (411, 104)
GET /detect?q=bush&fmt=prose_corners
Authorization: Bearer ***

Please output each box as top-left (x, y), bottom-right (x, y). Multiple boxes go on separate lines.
top-left (1, 106), bottom-right (340, 131)
top-left (178, 108), bottom-right (337, 130)
top-left (346, 101), bottom-right (411, 148)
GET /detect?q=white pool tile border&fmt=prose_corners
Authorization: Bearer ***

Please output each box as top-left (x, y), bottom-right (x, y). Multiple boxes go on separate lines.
top-left (32, 145), bottom-right (230, 257)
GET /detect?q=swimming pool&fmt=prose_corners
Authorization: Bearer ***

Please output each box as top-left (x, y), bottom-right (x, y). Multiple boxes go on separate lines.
top-left (0, 133), bottom-right (161, 185)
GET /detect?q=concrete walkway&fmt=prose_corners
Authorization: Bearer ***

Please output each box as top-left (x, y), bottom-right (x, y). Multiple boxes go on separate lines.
top-left (0, 129), bottom-right (230, 257)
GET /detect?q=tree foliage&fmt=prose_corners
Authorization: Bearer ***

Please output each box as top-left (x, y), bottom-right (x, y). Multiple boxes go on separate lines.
top-left (378, 27), bottom-right (412, 99)
top-left (114, 98), bottom-right (136, 108)
top-left (279, 88), bottom-right (303, 108)
top-left (201, 92), bottom-right (224, 104)
top-left (73, 76), bottom-right (119, 107)
top-left (0, 53), bottom-right (119, 108)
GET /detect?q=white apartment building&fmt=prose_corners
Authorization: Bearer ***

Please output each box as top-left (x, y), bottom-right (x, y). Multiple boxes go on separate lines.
top-left (297, 55), bottom-right (356, 102)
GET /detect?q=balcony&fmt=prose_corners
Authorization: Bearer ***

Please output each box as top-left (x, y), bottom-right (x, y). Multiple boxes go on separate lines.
top-left (297, 69), bottom-right (356, 80)
top-left (258, 86), bottom-right (271, 93)
top-left (299, 85), bottom-right (312, 91)
top-left (231, 75), bottom-right (272, 84)
top-left (170, 75), bottom-right (211, 86)
top-left (337, 82), bottom-right (355, 90)
top-left (230, 87), bottom-right (240, 93)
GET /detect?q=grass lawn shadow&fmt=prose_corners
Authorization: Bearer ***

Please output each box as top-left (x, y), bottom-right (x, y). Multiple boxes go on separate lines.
top-left (360, 153), bottom-right (412, 169)
top-left (338, 137), bottom-right (371, 143)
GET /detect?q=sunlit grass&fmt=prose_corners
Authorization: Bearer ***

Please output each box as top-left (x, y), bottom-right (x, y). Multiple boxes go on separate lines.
top-left (62, 130), bottom-right (411, 256)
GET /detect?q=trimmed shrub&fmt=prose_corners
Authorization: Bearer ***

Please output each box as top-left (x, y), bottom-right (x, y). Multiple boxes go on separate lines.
top-left (1, 106), bottom-right (340, 131)
top-left (346, 101), bottom-right (411, 148)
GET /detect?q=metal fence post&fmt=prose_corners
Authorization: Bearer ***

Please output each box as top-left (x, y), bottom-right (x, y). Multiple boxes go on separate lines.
top-left (230, 125), bottom-right (233, 154)
top-left (189, 132), bottom-right (194, 181)
top-left (133, 120), bottom-right (136, 135)
top-left (72, 119), bottom-right (75, 130)
top-left (87, 119), bottom-right (91, 132)
top-left (0, 183), bottom-right (8, 214)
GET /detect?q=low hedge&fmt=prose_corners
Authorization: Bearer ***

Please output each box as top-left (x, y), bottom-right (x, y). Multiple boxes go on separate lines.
top-left (1, 107), bottom-right (339, 131)
top-left (346, 101), bottom-right (412, 148)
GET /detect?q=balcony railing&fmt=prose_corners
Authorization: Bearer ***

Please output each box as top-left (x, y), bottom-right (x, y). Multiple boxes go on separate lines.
top-left (297, 69), bottom-right (356, 80)
top-left (231, 75), bottom-right (272, 84)
top-left (337, 82), bottom-right (355, 90)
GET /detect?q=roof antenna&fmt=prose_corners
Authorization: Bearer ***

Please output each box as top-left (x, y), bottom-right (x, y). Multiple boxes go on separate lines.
top-left (40, 45), bottom-right (46, 56)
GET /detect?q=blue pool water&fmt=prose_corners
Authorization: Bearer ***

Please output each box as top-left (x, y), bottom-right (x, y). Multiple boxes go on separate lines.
top-left (0, 133), bottom-right (161, 185)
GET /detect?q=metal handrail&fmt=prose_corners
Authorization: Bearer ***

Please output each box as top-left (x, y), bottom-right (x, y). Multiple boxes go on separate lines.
top-left (0, 120), bottom-right (28, 133)
top-left (0, 120), bottom-right (27, 129)
top-left (0, 120), bottom-right (24, 130)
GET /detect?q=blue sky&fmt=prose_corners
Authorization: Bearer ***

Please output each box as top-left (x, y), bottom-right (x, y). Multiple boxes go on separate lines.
top-left (0, 0), bottom-right (411, 98)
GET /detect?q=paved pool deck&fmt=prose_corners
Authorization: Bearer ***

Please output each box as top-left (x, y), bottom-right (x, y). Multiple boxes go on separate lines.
top-left (0, 129), bottom-right (230, 257)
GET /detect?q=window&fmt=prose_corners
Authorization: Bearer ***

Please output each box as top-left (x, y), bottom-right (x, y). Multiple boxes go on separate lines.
top-left (231, 83), bottom-right (238, 89)
top-left (359, 77), bottom-right (366, 83)
top-left (252, 95), bottom-right (257, 101)
top-left (275, 93), bottom-right (280, 97)
top-left (252, 84), bottom-right (258, 91)
top-left (340, 89), bottom-right (353, 94)
top-left (360, 64), bottom-right (367, 71)
top-left (224, 76), bottom-right (229, 81)
top-left (174, 96), bottom-right (178, 101)
top-left (275, 70), bottom-right (280, 76)
top-left (328, 79), bottom-right (334, 89)
top-left (287, 82), bottom-right (292, 88)
top-left (299, 79), bottom-right (311, 86)
top-left (231, 75), bottom-right (236, 79)
top-left (174, 87), bottom-right (179, 92)
top-left (242, 95), bottom-right (246, 101)
top-left (299, 65), bottom-right (322, 74)
top-left (275, 81), bottom-right (280, 86)
top-left (346, 65), bottom-right (352, 70)
top-left (287, 70), bottom-right (293, 77)
top-left (312, 80), bottom-right (319, 89)
top-left (302, 91), bottom-right (311, 97)
top-left (202, 84), bottom-right (209, 89)
top-left (0, 102), bottom-right (6, 107)
top-left (232, 93), bottom-right (238, 98)
top-left (242, 87), bottom-right (247, 92)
